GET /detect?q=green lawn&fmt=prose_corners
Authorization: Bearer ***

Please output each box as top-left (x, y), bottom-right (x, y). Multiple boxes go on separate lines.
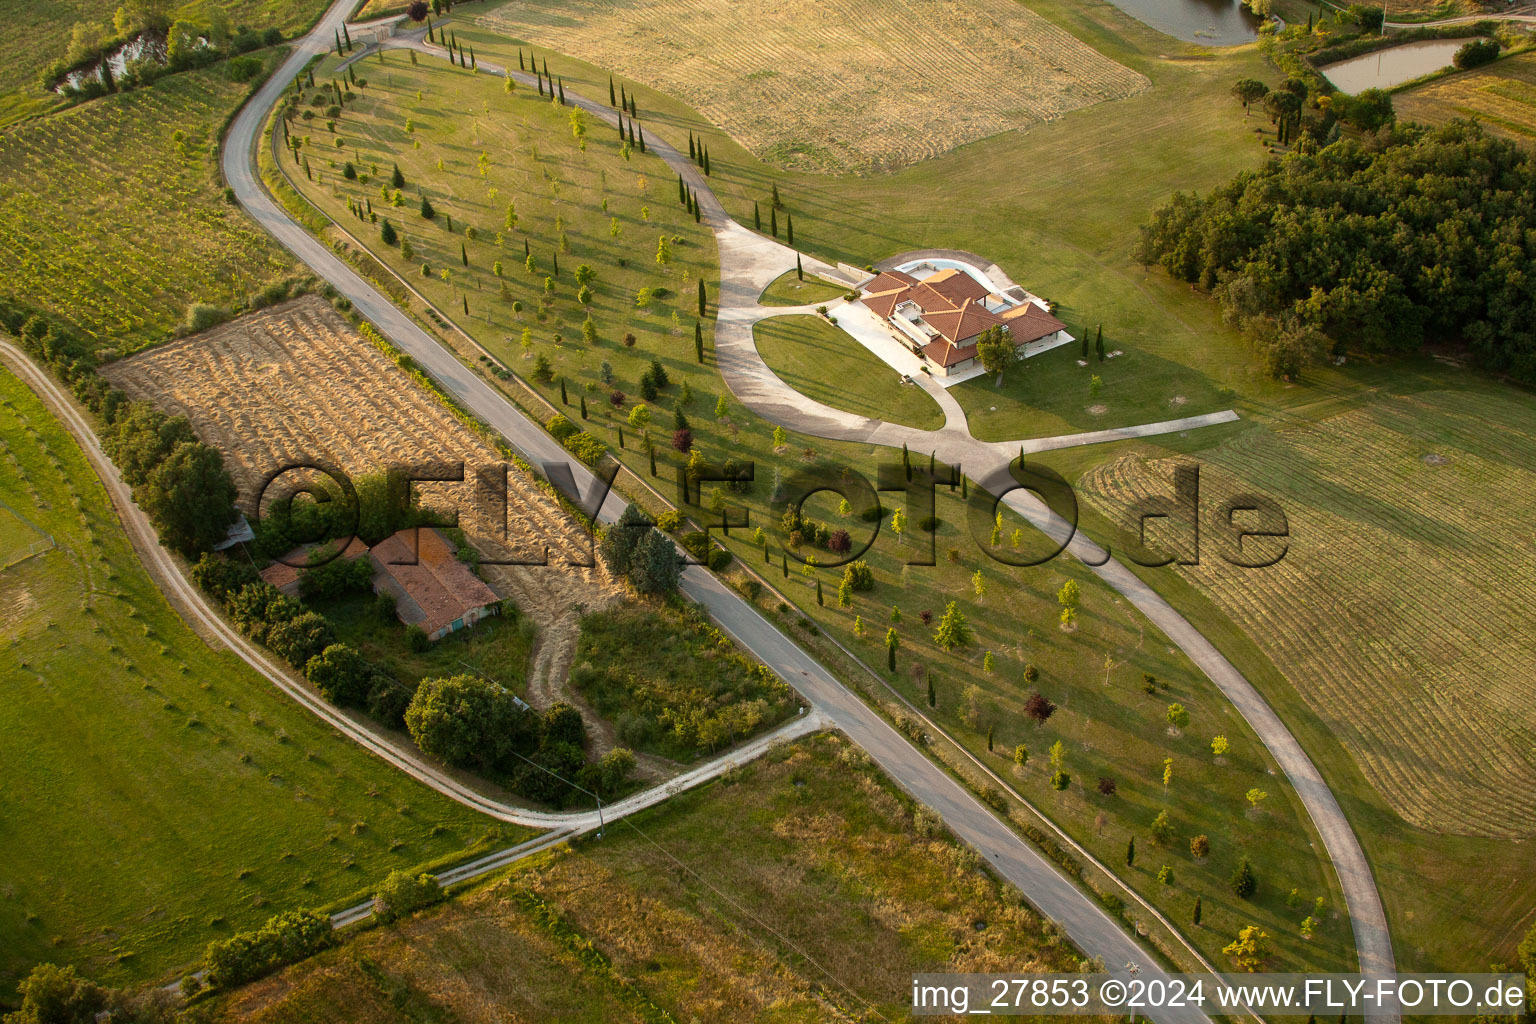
top-left (289, 44), bottom-right (1350, 974)
top-left (0, 368), bottom-right (524, 992)
top-left (0, 58), bottom-right (297, 354)
top-left (207, 733), bottom-right (1098, 1023)
top-left (752, 314), bottom-right (944, 431)
top-left (313, 591), bottom-right (536, 696)
top-left (756, 269), bottom-right (847, 307)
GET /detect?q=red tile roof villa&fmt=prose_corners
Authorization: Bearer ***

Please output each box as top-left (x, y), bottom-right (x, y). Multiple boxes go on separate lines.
top-left (860, 265), bottom-right (1068, 376)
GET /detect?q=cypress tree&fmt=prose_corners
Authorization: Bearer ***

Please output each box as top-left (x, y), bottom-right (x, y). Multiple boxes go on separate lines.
top-left (462, 295), bottom-right (468, 314)
top-left (694, 201), bottom-right (700, 224)
top-left (553, 251), bottom-right (559, 276)
top-left (678, 174), bottom-right (685, 204)
top-left (771, 182), bottom-right (781, 208)
top-left (626, 121), bottom-right (634, 146)
top-left (343, 23), bottom-right (352, 50)
top-left (461, 242), bottom-right (468, 266)
top-left (617, 114), bottom-right (626, 139)
top-left (703, 146), bottom-right (710, 175)
top-left (617, 426), bottom-right (625, 449)
top-left (697, 279), bottom-right (706, 317)
top-left (537, 72), bottom-right (544, 97)
top-left (560, 378), bottom-right (568, 404)
top-left (649, 446), bottom-right (657, 475)
top-left (796, 253), bottom-right (803, 281)
top-left (782, 554), bottom-right (789, 578)
top-left (335, 29), bottom-right (343, 56)
top-left (754, 201), bottom-right (761, 231)
top-left (392, 163), bottom-right (405, 188)
top-left (471, 47), bottom-right (477, 70)
top-left (987, 725), bottom-right (994, 752)
top-left (628, 95), bottom-right (636, 117)
top-left (1096, 324), bottom-right (1105, 361)
top-left (558, 78), bottom-right (565, 105)
top-left (446, 213), bottom-right (453, 232)
top-left (787, 212), bottom-right (794, 246)
top-left (621, 84), bottom-right (628, 110)
top-left (308, 68), bottom-right (315, 87)
top-left (543, 58), bottom-right (550, 79)
top-left (770, 206), bottom-right (778, 237)
top-left (764, 538), bottom-right (770, 563)
top-left (609, 76), bottom-right (616, 106)
top-left (1126, 836), bottom-right (1136, 866)
top-left (689, 132), bottom-right (695, 161)
top-left (524, 239), bottom-right (530, 258)
top-left (902, 443), bottom-right (911, 479)
top-left (637, 125), bottom-right (645, 152)
top-left (927, 676), bottom-right (936, 707)
top-left (1081, 327), bottom-right (1089, 358)
top-left (303, 157), bottom-right (311, 179)
top-left (580, 395), bottom-right (588, 419)
top-left (816, 580), bottom-right (823, 606)
top-left (518, 49), bottom-right (525, 71)
top-left (1192, 896), bottom-right (1202, 926)
top-left (694, 321), bottom-right (704, 363)
top-left (887, 640), bottom-right (896, 671)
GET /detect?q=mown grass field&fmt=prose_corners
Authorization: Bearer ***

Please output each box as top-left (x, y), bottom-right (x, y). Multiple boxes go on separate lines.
top-left (1396, 51), bottom-right (1536, 142)
top-left (209, 733), bottom-right (1104, 1023)
top-left (0, 59), bottom-right (296, 354)
top-left (290, 47), bottom-right (1351, 974)
top-left (753, 314), bottom-right (945, 431)
top-left (476, 0), bottom-right (1147, 174)
top-left (0, 366), bottom-right (522, 994)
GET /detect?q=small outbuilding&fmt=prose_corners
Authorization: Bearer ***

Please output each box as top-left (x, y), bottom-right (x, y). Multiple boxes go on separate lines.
top-left (368, 527), bottom-right (500, 641)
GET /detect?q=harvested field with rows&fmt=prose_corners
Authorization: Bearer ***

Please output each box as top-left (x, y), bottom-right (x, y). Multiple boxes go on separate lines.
top-left (100, 296), bottom-right (622, 719)
top-left (473, 0), bottom-right (1148, 173)
top-left (1395, 52), bottom-right (1536, 143)
top-left (1080, 389), bottom-right (1536, 839)
top-left (0, 62), bottom-right (295, 353)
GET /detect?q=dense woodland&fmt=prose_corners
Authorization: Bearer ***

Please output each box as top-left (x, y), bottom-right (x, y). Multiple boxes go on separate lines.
top-left (1134, 121), bottom-right (1536, 380)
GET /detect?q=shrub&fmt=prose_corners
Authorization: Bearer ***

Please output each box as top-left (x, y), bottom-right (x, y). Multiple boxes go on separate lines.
top-left (366, 676), bottom-right (412, 727)
top-left (227, 55), bottom-right (263, 82)
top-left (655, 509), bottom-right (682, 532)
top-left (185, 303), bottom-right (230, 333)
top-left (562, 431), bottom-right (607, 466)
top-left (371, 870), bottom-right (443, 923)
top-left (681, 531), bottom-right (711, 561)
top-left (1454, 38), bottom-right (1499, 69)
top-left (546, 413), bottom-right (578, 442)
top-left (842, 560), bottom-right (875, 591)
top-left (405, 625), bottom-right (430, 652)
top-left (305, 643), bottom-right (370, 706)
top-left (707, 547), bottom-right (733, 571)
top-left (916, 514), bottom-right (940, 532)
top-left (202, 909), bottom-right (334, 990)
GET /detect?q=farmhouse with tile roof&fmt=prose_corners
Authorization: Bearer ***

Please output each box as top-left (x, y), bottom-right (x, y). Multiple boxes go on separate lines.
top-left (369, 527), bottom-right (501, 641)
top-left (861, 266), bottom-right (1068, 376)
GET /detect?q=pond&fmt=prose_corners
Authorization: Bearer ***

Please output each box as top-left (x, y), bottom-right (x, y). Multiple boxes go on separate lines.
top-left (1104, 0), bottom-right (1262, 46)
top-left (1319, 38), bottom-right (1473, 93)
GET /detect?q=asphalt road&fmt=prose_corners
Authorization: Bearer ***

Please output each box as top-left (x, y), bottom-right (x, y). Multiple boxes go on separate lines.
top-left (217, 6), bottom-right (1226, 1019)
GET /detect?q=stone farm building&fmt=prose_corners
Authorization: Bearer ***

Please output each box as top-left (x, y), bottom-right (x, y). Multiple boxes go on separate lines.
top-left (860, 266), bottom-right (1068, 377)
top-left (260, 527), bottom-right (500, 641)
top-left (369, 527), bottom-right (501, 641)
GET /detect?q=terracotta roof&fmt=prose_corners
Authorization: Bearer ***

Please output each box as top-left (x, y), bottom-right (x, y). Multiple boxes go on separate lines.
top-left (259, 535), bottom-right (370, 595)
top-left (369, 528), bottom-right (499, 636)
top-left (861, 286), bottom-right (907, 319)
top-left (865, 269), bottom-right (918, 292)
top-left (921, 298), bottom-right (1010, 346)
top-left (917, 267), bottom-right (991, 306)
top-left (999, 301), bottom-right (1068, 343)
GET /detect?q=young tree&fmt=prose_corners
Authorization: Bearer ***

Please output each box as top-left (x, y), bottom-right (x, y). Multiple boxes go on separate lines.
top-left (885, 627), bottom-right (899, 671)
top-left (1190, 834), bottom-right (1210, 859)
top-left (1212, 734), bottom-right (1230, 757)
top-left (932, 601), bottom-right (971, 650)
top-left (380, 218), bottom-right (398, 245)
top-left (1245, 787), bottom-right (1268, 811)
top-left (656, 233), bottom-right (672, 265)
top-left (1167, 702), bottom-right (1190, 729)
top-left (1150, 809), bottom-right (1175, 845)
top-left (697, 278), bottom-right (706, 317)
top-left (1223, 924), bottom-right (1269, 970)
top-left (419, 194), bottom-right (435, 219)
top-left (1126, 835), bottom-right (1136, 866)
top-left (1192, 895), bottom-right (1203, 926)
top-left (1024, 691), bottom-right (1056, 727)
top-left (1230, 857), bottom-right (1258, 899)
